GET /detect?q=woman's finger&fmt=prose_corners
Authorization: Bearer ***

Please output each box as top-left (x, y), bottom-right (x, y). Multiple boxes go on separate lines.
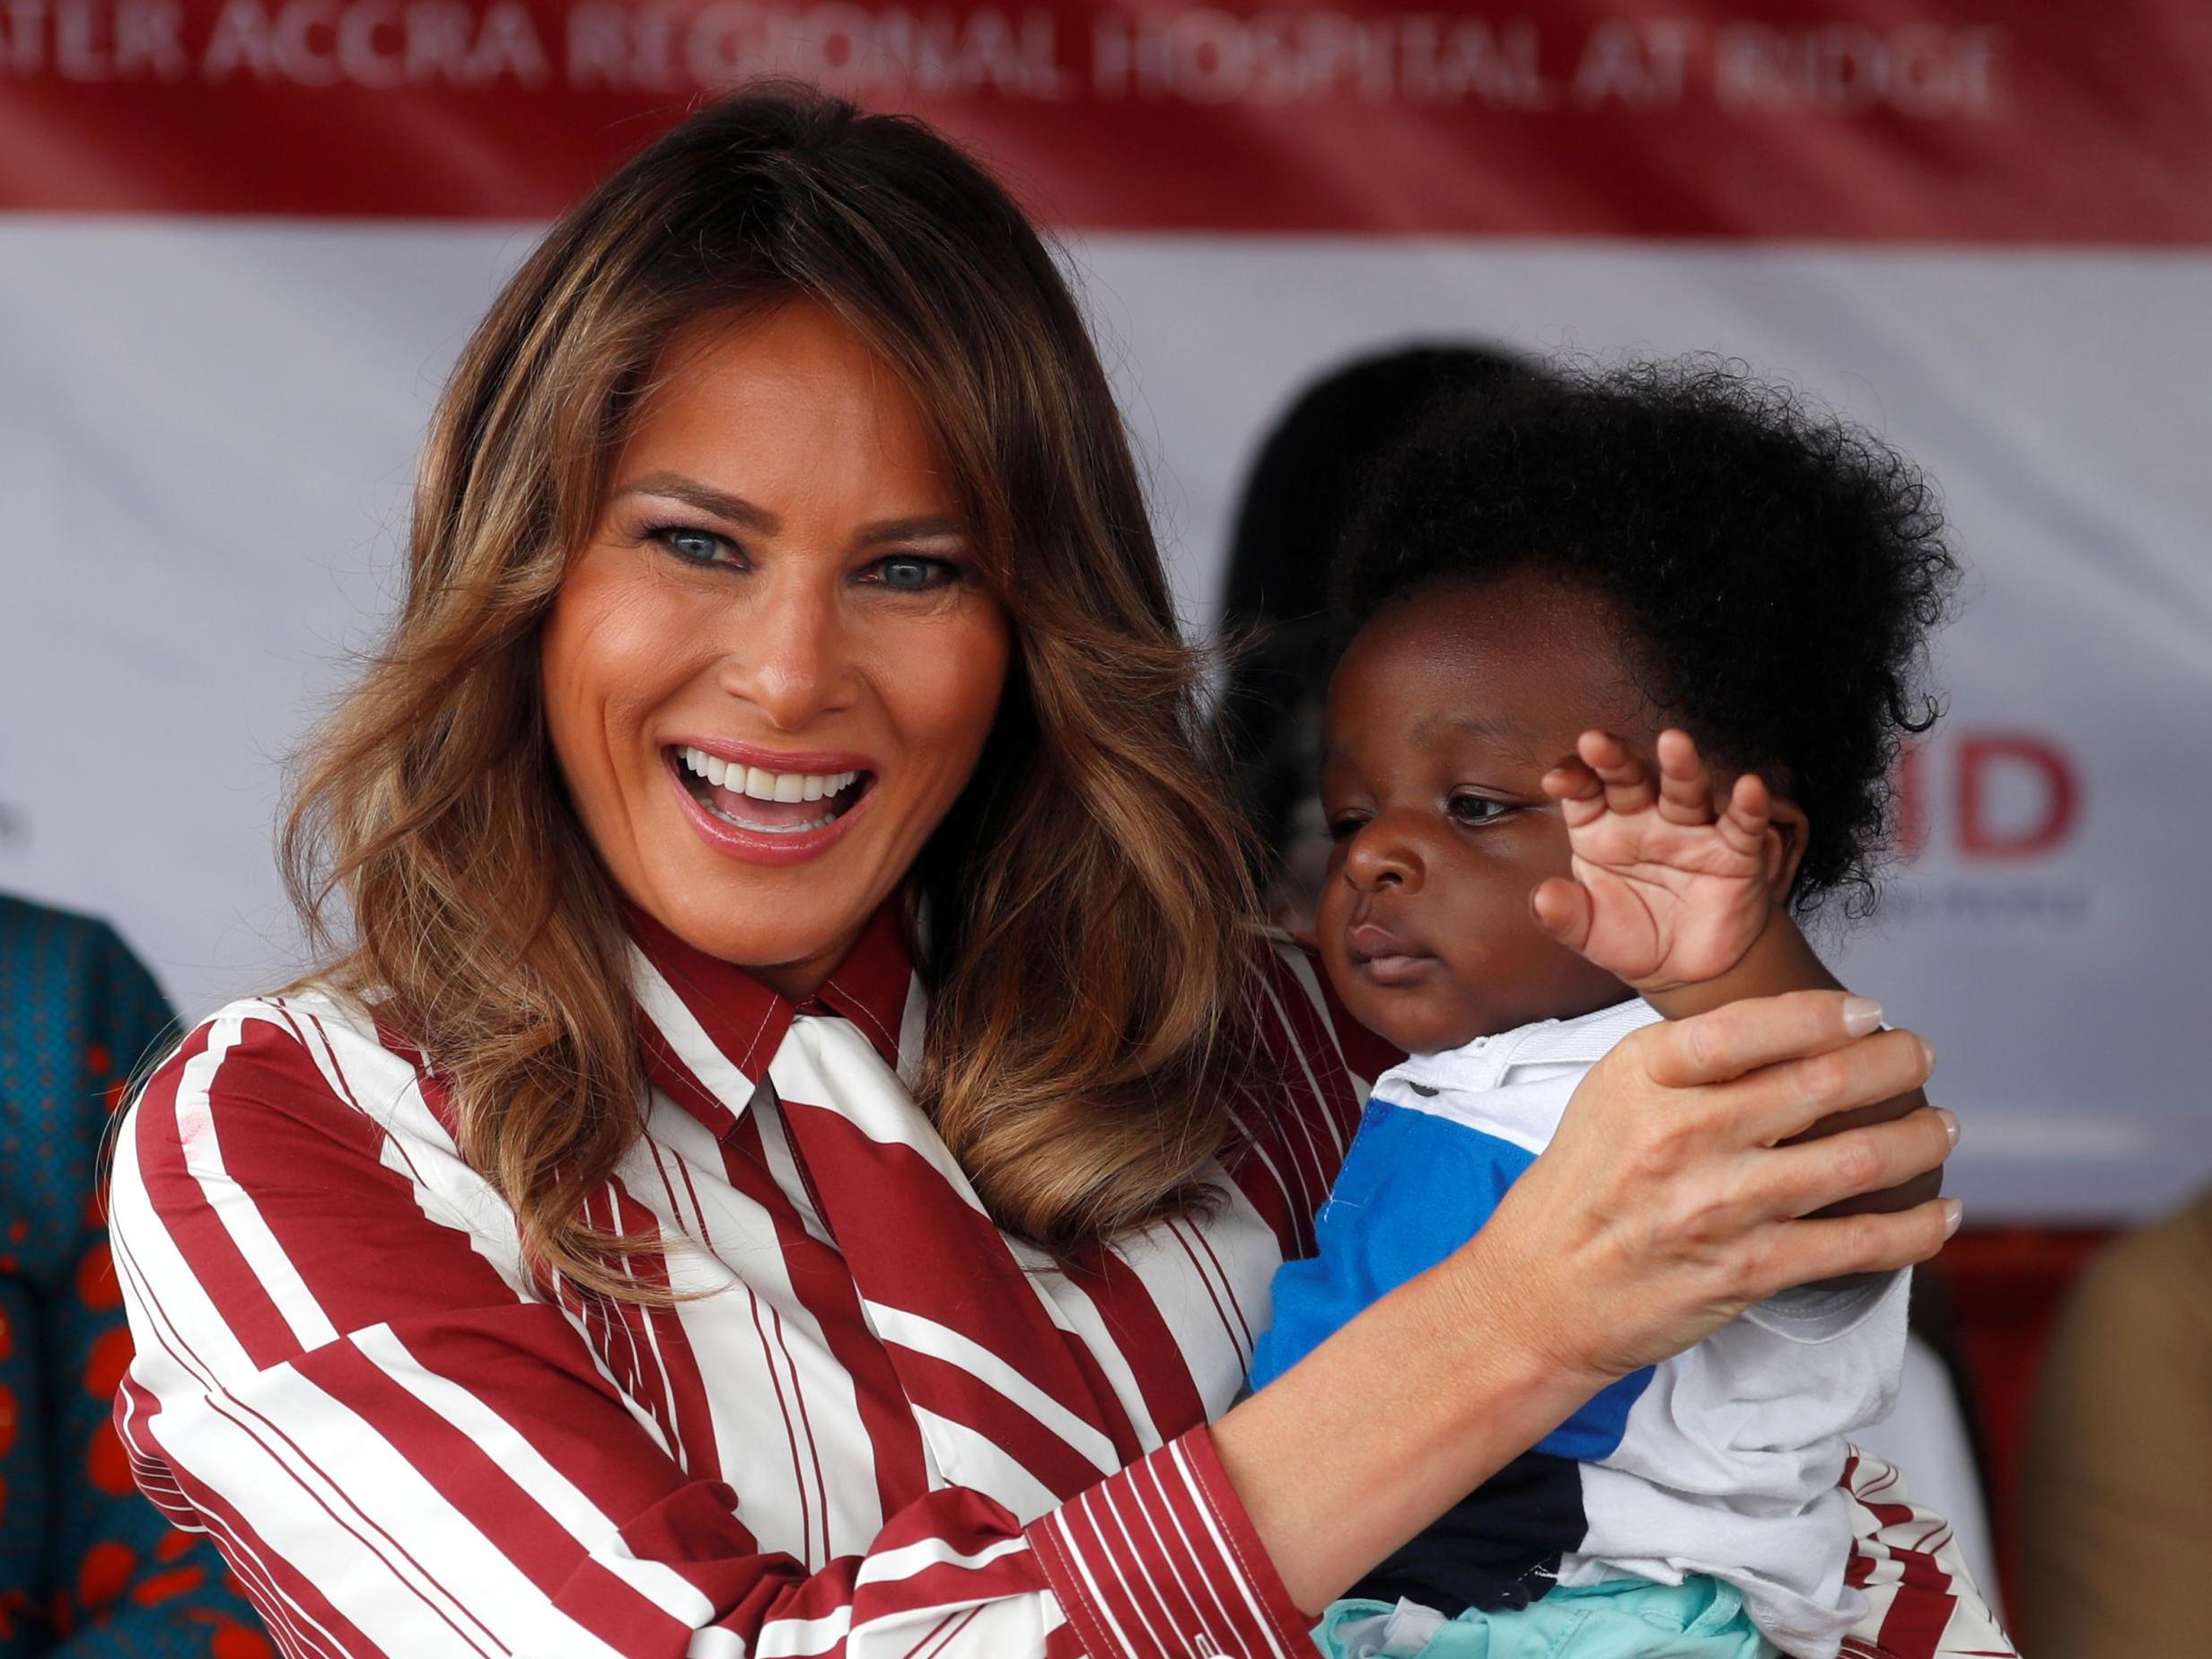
top-left (1744, 1104), bottom-right (1958, 1219)
top-left (1722, 1027), bottom-right (1936, 1146)
top-left (1748, 1196), bottom-right (1963, 1295)
top-left (1636, 989), bottom-right (1886, 1088)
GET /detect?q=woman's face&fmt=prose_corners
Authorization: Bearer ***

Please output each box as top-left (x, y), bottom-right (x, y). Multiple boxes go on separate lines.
top-left (541, 301), bottom-right (1012, 996)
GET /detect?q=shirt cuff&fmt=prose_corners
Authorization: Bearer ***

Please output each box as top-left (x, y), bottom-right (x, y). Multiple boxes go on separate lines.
top-left (1747, 1263), bottom-right (1910, 1343)
top-left (1024, 1425), bottom-right (1312, 1659)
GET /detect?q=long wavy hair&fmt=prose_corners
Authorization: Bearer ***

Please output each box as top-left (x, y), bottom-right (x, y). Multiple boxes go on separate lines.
top-left (282, 88), bottom-right (1268, 1296)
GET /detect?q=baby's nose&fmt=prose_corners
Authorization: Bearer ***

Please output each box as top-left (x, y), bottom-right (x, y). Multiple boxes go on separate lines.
top-left (1343, 823), bottom-right (1424, 891)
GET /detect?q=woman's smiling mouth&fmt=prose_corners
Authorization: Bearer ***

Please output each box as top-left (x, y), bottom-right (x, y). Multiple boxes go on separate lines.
top-left (670, 744), bottom-right (872, 833)
top-left (660, 741), bottom-right (879, 866)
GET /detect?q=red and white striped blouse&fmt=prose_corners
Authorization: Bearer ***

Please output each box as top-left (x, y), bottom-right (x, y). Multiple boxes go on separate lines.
top-left (107, 908), bottom-right (2014, 1659)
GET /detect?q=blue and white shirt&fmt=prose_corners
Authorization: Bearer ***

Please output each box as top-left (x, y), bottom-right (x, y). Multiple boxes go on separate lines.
top-left (1250, 1000), bottom-right (1908, 1659)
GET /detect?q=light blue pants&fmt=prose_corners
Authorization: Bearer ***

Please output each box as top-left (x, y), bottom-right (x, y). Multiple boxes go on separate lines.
top-left (1311, 1576), bottom-right (1779, 1659)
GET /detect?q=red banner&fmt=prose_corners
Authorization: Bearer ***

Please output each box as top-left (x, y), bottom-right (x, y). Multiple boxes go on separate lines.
top-left (4, 0), bottom-right (2209, 237)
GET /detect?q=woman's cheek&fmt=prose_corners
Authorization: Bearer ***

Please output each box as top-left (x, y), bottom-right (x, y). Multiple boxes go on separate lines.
top-left (889, 602), bottom-right (1012, 783)
top-left (542, 555), bottom-right (727, 858)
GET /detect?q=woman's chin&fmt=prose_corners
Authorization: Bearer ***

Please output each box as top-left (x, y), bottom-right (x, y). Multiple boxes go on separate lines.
top-left (658, 901), bottom-right (864, 979)
top-left (623, 842), bottom-right (878, 973)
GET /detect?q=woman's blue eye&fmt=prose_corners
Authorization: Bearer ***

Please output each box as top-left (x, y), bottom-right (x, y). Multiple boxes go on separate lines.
top-left (874, 556), bottom-right (952, 592)
top-left (654, 526), bottom-right (729, 565)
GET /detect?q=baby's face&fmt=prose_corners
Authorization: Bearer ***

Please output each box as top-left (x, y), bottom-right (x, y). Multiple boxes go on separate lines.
top-left (1317, 573), bottom-right (1660, 1055)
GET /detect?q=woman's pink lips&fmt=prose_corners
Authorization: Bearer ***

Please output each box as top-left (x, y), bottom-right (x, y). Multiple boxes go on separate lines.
top-left (662, 749), bottom-right (873, 868)
top-left (667, 734), bottom-right (876, 774)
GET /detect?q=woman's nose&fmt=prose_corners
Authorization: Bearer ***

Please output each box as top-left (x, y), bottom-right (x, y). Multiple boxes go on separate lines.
top-left (1341, 818), bottom-right (1424, 893)
top-left (715, 577), bottom-right (854, 729)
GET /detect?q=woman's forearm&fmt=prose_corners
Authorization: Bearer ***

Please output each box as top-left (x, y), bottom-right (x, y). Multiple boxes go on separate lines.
top-left (1210, 1242), bottom-right (1592, 1613)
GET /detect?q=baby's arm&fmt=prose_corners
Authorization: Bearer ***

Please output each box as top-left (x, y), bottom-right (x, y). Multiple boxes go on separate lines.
top-left (1536, 730), bottom-right (1939, 1225)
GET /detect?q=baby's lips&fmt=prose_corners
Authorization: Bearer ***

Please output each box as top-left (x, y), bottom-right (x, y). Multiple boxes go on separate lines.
top-left (1347, 920), bottom-right (1426, 961)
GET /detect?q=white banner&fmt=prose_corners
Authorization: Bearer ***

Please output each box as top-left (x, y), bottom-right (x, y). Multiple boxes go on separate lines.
top-left (6, 2), bottom-right (2209, 1221)
top-left (4, 221), bottom-right (2206, 1221)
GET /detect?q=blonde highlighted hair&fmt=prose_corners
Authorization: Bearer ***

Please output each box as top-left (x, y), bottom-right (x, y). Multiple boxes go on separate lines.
top-left (284, 87), bottom-right (1268, 1295)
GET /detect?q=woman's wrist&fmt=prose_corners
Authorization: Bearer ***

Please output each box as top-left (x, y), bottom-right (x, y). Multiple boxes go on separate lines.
top-left (1436, 1221), bottom-right (1622, 1412)
top-left (1213, 1244), bottom-right (1592, 1614)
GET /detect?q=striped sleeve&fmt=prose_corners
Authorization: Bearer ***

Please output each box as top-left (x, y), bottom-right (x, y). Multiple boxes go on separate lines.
top-left (1025, 1430), bottom-right (1310, 1659)
top-left (1839, 1446), bottom-right (2018, 1659)
top-left (106, 1002), bottom-right (1309, 1659)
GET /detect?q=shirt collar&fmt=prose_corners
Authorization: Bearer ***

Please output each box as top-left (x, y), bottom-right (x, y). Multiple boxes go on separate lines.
top-left (1491, 997), bottom-right (1662, 1066)
top-left (1391, 997), bottom-right (1660, 1094)
top-left (628, 902), bottom-right (918, 1140)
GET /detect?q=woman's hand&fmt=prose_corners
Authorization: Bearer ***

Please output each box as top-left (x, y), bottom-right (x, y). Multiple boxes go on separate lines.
top-left (1216, 988), bottom-right (1957, 1614)
top-left (1461, 988), bottom-right (1959, 1395)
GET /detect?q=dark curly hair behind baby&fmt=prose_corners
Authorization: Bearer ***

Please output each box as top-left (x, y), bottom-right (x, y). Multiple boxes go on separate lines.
top-left (1336, 355), bottom-right (1962, 917)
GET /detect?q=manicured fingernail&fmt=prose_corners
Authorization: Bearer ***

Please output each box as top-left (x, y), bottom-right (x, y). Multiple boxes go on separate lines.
top-left (1942, 1198), bottom-right (1964, 1238)
top-left (1918, 1037), bottom-right (1938, 1078)
top-left (1841, 996), bottom-right (1883, 1036)
top-left (1936, 1107), bottom-right (1961, 1146)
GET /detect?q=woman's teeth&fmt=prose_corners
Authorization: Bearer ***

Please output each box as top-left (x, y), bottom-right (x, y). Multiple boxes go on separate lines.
top-left (674, 746), bottom-right (863, 832)
top-left (677, 746), bottom-right (858, 802)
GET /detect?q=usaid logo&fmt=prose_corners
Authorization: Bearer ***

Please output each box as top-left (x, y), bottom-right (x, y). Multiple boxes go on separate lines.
top-left (1895, 731), bottom-right (2082, 863)
top-left (1886, 731), bottom-right (2085, 926)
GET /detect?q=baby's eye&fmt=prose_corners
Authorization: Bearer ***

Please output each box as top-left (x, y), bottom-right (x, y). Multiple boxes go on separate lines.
top-left (1325, 812), bottom-right (1369, 842)
top-left (1448, 794), bottom-right (1514, 826)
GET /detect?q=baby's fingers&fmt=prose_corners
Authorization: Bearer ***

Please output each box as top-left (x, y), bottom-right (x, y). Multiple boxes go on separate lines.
top-left (1654, 730), bottom-right (1719, 826)
top-left (1717, 770), bottom-right (1774, 858)
top-left (1576, 730), bottom-right (1659, 815)
top-left (1544, 758), bottom-right (1615, 830)
top-left (1531, 877), bottom-right (1593, 953)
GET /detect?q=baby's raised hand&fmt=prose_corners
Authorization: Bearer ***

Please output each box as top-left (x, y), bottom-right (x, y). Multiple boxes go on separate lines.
top-left (1532, 730), bottom-right (1779, 994)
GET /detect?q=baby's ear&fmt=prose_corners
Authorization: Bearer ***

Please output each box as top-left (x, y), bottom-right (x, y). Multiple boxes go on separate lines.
top-left (1765, 794), bottom-right (1811, 902)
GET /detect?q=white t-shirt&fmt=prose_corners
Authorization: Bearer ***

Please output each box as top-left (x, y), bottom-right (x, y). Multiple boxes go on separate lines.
top-left (1252, 999), bottom-right (1907, 1659)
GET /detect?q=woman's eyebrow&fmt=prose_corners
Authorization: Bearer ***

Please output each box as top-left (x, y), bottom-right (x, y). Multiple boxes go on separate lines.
top-left (611, 474), bottom-right (962, 547)
top-left (614, 470), bottom-right (779, 532)
top-left (856, 515), bottom-right (968, 546)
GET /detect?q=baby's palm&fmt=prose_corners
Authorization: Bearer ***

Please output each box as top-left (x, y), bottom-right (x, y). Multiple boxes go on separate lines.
top-left (1535, 731), bottom-right (1777, 993)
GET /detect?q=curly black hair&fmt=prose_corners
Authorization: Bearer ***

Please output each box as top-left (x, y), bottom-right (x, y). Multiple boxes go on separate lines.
top-left (1335, 355), bottom-right (1962, 917)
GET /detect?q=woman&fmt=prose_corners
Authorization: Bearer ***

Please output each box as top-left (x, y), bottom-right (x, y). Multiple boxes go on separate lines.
top-left (106, 91), bottom-right (1996, 1659)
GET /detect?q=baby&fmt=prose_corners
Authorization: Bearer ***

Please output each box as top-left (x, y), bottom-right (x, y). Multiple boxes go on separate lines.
top-left (1249, 358), bottom-right (1961, 1659)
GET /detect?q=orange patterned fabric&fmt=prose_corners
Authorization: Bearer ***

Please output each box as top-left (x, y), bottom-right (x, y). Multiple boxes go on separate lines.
top-left (0, 894), bottom-right (270, 1656)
